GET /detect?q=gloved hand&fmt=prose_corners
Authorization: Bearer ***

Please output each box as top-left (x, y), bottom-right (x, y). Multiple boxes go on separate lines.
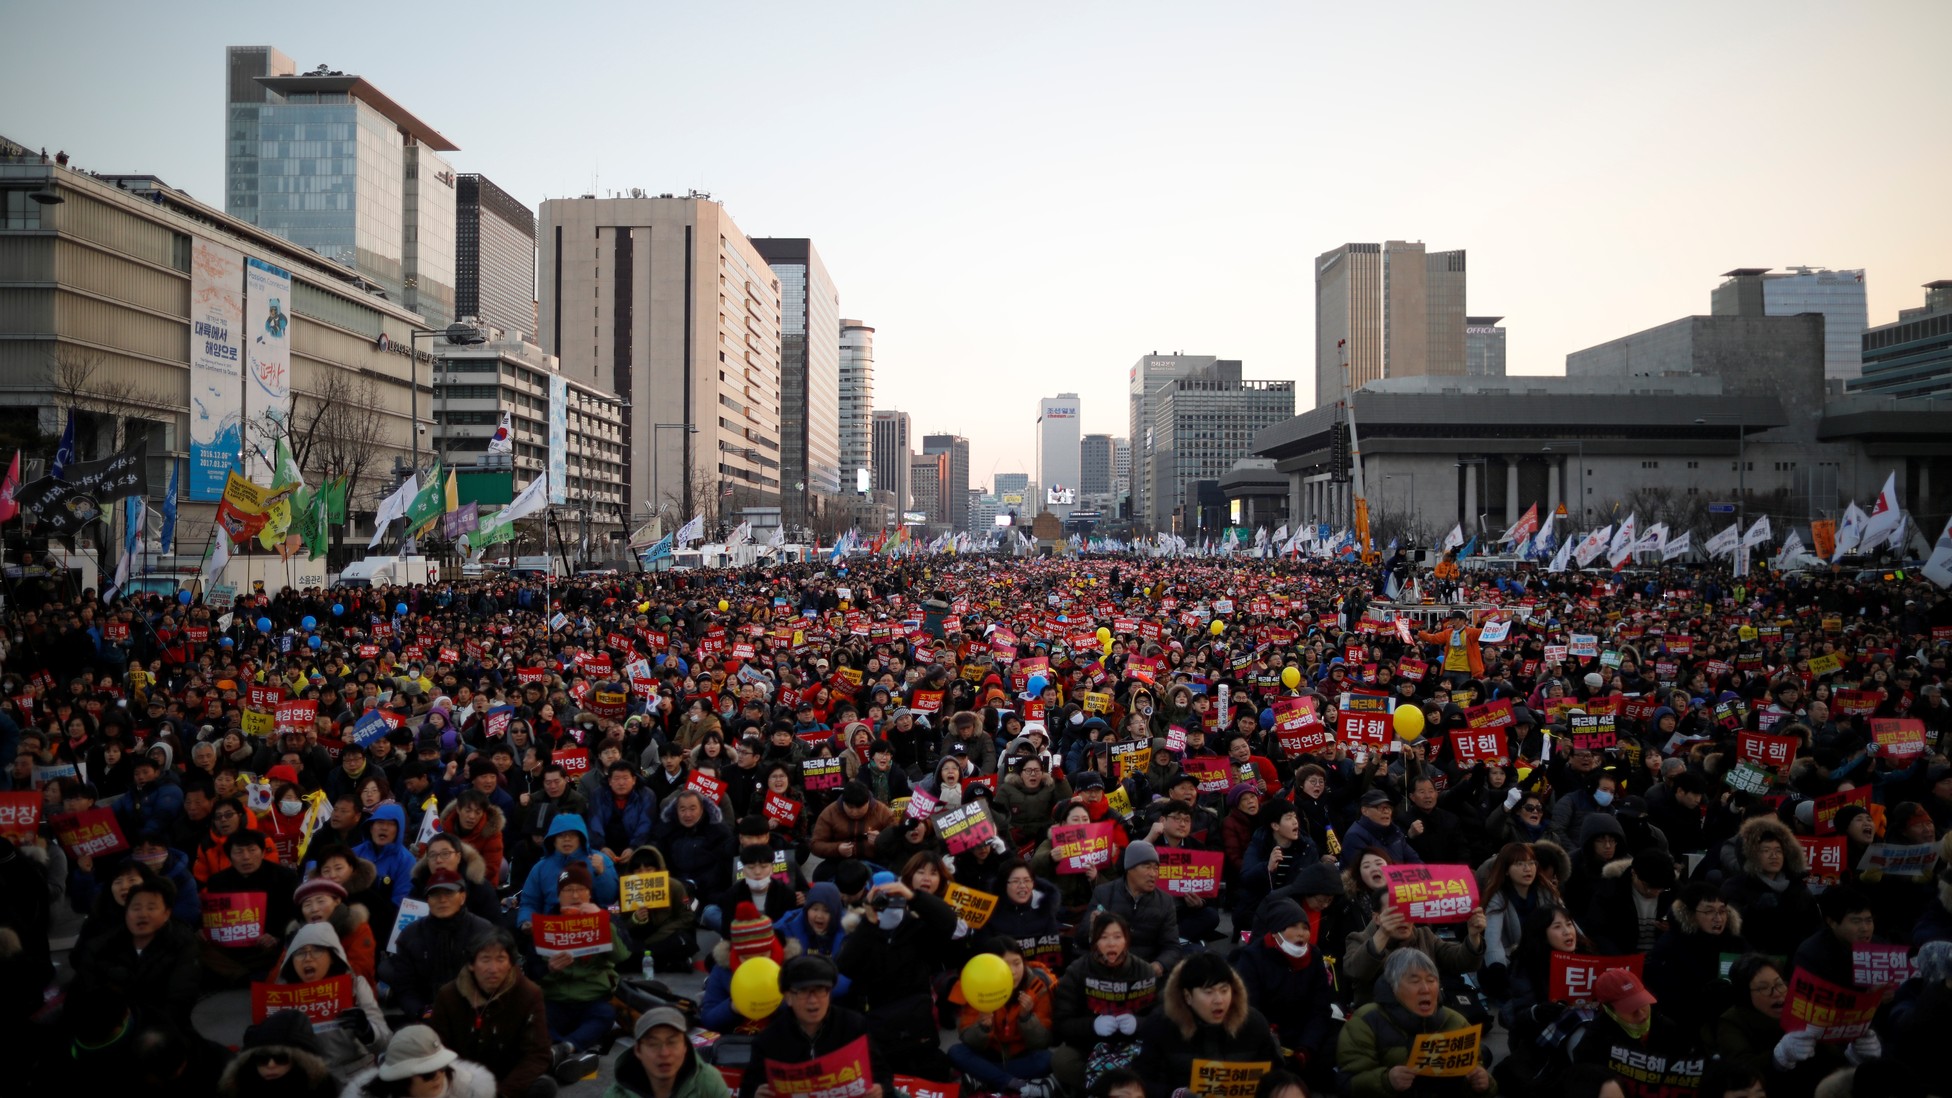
top-left (339, 1008), bottom-right (376, 1044)
top-left (1094, 1014), bottom-right (1118, 1037)
top-left (953, 917), bottom-right (973, 940)
top-left (1774, 1028), bottom-right (1818, 1070)
top-left (1848, 1031), bottom-right (1883, 1064)
top-left (989, 835), bottom-right (1010, 855)
top-left (1504, 786), bottom-right (1524, 811)
top-left (1115, 1013), bottom-right (1138, 1036)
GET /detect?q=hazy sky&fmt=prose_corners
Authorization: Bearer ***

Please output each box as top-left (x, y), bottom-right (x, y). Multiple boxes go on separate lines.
top-left (7, 1), bottom-right (1948, 487)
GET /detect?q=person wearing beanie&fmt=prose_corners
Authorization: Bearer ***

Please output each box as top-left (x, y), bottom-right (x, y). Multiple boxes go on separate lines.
top-left (342, 1024), bottom-right (498, 1098)
top-left (1229, 898), bottom-right (1335, 1084)
top-left (1267, 860), bottom-right (1364, 974)
top-left (289, 875), bottom-right (377, 986)
top-left (531, 857), bottom-right (632, 1080)
top-left (700, 901), bottom-right (802, 1033)
top-left (218, 1009), bottom-right (337, 1098)
top-left (1083, 840), bottom-right (1181, 975)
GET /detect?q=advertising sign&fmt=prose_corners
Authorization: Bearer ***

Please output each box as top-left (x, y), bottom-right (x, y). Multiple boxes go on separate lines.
top-left (243, 257), bottom-right (292, 484)
top-left (189, 238), bottom-right (246, 500)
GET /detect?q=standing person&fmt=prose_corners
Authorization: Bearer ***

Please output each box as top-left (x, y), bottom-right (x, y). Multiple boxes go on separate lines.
top-left (606, 1006), bottom-right (731, 1098)
top-left (1417, 611), bottom-right (1485, 687)
top-left (740, 955), bottom-right (888, 1098)
top-left (430, 928), bottom-right (558, 1098)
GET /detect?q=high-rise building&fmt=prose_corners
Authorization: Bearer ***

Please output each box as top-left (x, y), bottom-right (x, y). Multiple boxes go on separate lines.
top-left (1113, 437), bottom-right (1131, 516)
top-left (455, 174), bottom-right (536, 341)
top-left (753, 239), bottom-right (842, 531)
top-left (921, 434), bottom-right (971, 531)
top-left (870, 409), bottom-right (912, 511)
top-left (1036, 394), bottom-right (1082, 517)
top-left (1465, 316), bottom-right (1507, 377)
top-left (993, 472), bottom-right (1029, 519)
top-left (1129, 353), bottom-right (1218, 531)
top-left (1713, 267), bottom-right (1868, 381)
top-left (1852, 281), bottom-right (1952, 399)
top-left (1315, 241), bottom-right (1466, 408)
top-left (839, 320), bottom-right (875, 492)
top-left (910, 452), bottom-right (948, 526)
top-left (225, 46), bottom-right (458, 327)
top-left (537, 195), bottom-right (780, 523)
top-left (968, 489), bottom-right (998, 531)
top-left (1080, 434), bottom-right (1115, 496)
top-left (1145, 361), bottom-right (1295, 533)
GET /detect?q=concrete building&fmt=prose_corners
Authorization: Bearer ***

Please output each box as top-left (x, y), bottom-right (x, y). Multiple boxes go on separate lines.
top-left (968, 489), bottom-right (998, 532)
top-left (839, 320), bottom-right (874, 493)
top-left (1, 150), bottom-right (431, 568)
top-left (993, 472), bottom-right (1029, 521)
top-left (1852, 281), bottom-right (1952, 399)
top-left (910, 451), bottom-right (948, 528)
top-left (225, 46), bottom-right (458, 327)
top-left (1144, 360), bottom-right (1295, 534)
top-left (1114, 437), bottom-right (1131, 516)
top-left (1713, 267), bottom-right (1867, 383)
top-left (1129, 353), bottom-right (1219, 529)
top-left (753, 239), bottom-right (842, 533)
top-left (921, 433), bottom-right (970, 531)
top-left (870, 409), bottom-right (911, 512)
top-left (1315, 241), bottom-right (1465, 408)
top-left (1465, 316), bottom-right (1507, 377)
top-left (1080, 433), bottom-right (1115, 495)
top-left (1036, 393), bottom-right (1081, 518)
top-left (455, 174), bottom-right (536, 342)
top-left (537, 194), bottom-right (779, 527)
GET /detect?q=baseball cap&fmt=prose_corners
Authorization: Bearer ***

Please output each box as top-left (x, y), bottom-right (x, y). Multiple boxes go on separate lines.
top-left (779, 954), bottom-right (839, 991)
top-left (426, 868), bottom-right (467, 893)
top-left (1594, 969), bottom-right (1656, 1011)
top-left (1360, 789), bottom-right (1393, 808)
top-left (633, 1007), bottom-right (689, 1041)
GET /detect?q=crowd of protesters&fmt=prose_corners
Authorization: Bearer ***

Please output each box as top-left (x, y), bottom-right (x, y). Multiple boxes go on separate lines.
top-left (1, 550), bottom-right (1950, 1098)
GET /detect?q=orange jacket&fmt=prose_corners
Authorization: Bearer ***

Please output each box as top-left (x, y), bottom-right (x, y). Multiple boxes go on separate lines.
top-left (191, 808), bottom-right (282, 882)
top-left (953, 961), bottom-right (1057, 1059)
top-left (1416, 625), bottom-right (1485, 678)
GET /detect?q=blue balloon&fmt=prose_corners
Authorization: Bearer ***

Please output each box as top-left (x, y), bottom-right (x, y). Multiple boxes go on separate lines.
top-left (177, 589), bottom-right (193, 605)
top-left (1026, 676), bottom-right (1048, 697)
top-left (308, 635), bottom-right (322, 649)
top-left (220, 637), bottom-right (234, 648)
top-left (256, 616), bottom-right (272, 633)
top-left (301, 615), bottom-right (317, 631)
top-left (331, 603), bottom-right (345, 617)
top-left (395, 603), bottom-right (408, 616)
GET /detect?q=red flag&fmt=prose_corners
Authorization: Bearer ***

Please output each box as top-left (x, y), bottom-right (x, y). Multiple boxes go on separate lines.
top-left (0, 450), bottom-right (17, 523)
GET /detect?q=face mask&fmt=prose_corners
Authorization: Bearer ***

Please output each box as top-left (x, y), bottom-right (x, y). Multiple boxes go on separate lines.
top-left (279, 799), bottom-right (305, 817)
top-left (133, 850), bottom-right (168, 869)
top-left (1278, 938), bottom-right (1311, 960)
top-left (877, 906), bottom-right (904, 931)
top-left (1594, 790), bottom-right (1615, 807)
top-left (746, 876), bottom-right (770, 892)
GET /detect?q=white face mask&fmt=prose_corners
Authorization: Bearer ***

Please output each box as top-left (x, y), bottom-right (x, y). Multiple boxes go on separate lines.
top-left (1278, 938), bottom-right (1310, 960)
top-left (877, 906), bottom-right (904, 931)
top-left (279, 799), bottom-right (305, 817)
top-left (746, 876), bottom-right (770, 892)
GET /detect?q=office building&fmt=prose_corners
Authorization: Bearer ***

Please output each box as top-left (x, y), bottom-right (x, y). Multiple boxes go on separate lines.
top-left (910, 452), bottom-right (948, 526)
top-left (225, 46), bottom-right (457, 327)
top-left (1145, 361), bottom-right (1295, 533)
top-left (993, 472), bottom-right (1030, 518)
top-left (537, 194), bottom-right (781, 524)
top-left (1465, 317), bottom-right (1507, 377)
top-left (1080, 433), bottom-right (1115, 495)
top-left (922, 433), bottom-right (970, 530)
top-left (754, 239), bottom-right (842, 532)
top-left (870, 409), bottom-right (912, 511)
top-left (455, 174), bottom-right (536, 341)
top-left (1713, 267), bottom-right (1868, 382)
top-left (969, 490), bottom-right (998, 531)
top-left (1036, 393), bottom-right (1081, 517)
top-left (1114, 437), bottom-right (1132, 516)
top-left (1129, 353), bottom-right (1220, 530)
top-left (839, 319), bottom-right (875, 492)
top-left (1852, 281), bottom-right (1952, 399)
top-left (1315, 240), bottom-right (1467, 408)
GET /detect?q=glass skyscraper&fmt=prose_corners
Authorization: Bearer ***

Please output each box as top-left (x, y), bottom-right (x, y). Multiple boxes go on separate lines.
top-left (753, 238), bottom-right (842, 530)
top-left (1713, 267), bottom-right (1867, 382)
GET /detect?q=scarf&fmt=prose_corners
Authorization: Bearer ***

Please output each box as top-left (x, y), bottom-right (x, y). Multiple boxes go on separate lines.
top-left (1604, 1005), bottom-right (1651, 1039)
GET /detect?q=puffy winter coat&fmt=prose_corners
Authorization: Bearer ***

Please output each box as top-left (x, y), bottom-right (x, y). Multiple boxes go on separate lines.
top-left (516, 814), bottom-right (620, 926)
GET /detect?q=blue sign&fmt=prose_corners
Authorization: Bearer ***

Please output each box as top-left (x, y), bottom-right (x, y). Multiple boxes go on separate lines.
top-left (348, 708), bottom-right (393, 748)
top-left (1708, 502), bottom-right (1736, 514)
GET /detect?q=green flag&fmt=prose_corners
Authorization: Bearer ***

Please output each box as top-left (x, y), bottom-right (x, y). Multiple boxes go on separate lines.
top-left (296, 484), bottom-right (329, 560)
top-left (405, 462), bottom-right (444, 535)
top-left (474, 508), bottom-right (516, 546)
top-left (271, 436), bottom-right (303, 493)
top-left (325, 475), bottom-right (349, 526)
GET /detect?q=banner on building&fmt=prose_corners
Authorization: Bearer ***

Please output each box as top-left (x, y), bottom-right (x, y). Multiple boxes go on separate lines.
top-left (244, 258), bottom-right (293, 485)
top-left (548, 374), bottom-right (568, 504)
top-left (190, 239), bottom-right (247, 500)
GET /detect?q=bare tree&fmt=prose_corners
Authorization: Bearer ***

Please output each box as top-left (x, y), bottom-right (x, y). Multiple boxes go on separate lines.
top-left (46, 347), bottom-right (171, 455)
top-left (260, 372), bottom-right (393, 566)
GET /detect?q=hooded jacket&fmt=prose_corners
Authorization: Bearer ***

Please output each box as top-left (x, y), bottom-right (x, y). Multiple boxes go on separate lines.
top-left (1133, 962), bottom-right (1282, 1098)
top-left (340, 1058), bottom-right (498, 1098)
top-left (776, 882), bottom-right (850, 961)
top-left (1718, 815), bottom-right (1818, 956)
top-left (282, 892), bottom-right (377, 987)
top-left (1230, 897), bottom-right (1335, 1062)
top-left (217, 1037), bottom-right (337, 1098)
top-left (353, 803), bottom-right (417, 906)
top-left (438, 800), bottom-right (506, 885)
top-left (517, 814), bottom-right (620, 925)
top-left (621, 845), bottom-right (698, 954)
top-left (985, 876), bottom-right (1067, 972)
top-left (277, 921), bottom-right (391, 1074)
top-left (650, 796), bottom-right (735, 898)
top-left (431, 966), bottom-right (555, 1098)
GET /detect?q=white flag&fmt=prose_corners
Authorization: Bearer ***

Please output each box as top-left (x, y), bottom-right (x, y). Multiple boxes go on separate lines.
top-left (1741, 515), bottom-right (1773, 549)
top-left (1661, 530), bottom-right (1693, 561)
top-left (1442, 525), bottom-right (1464, 552)
top-left (1705, 522), bottom-right (1741, 558)
top-left (726, 521), bottom-right (751, 547)
top-left (1832, 501), bottom-right (1868, 561)
top-left (1574, 524), bottom-right (1613, 567)
top-left (501, 472), bottom-right (551, 523)
top-left (1607, 513), bottom-right (1638, 567)
top-left (1548, 533), bottom-right (1575, 573)
top-left (1860, 472), bottom-right (1903, 550)
top-left (1634, 523), bottom-right (1667, 557)
top-left (368, 475), bottom-right (418, 548)
top-left (675, 514), bottom-right (705, 546)
top-left (1923, 515), bottom-right (1952, 589)
top-left (204, 529), bottom-right (232, 583)
top-left (1773, 530), bottom-right (1806, 572)
top-left (769, 525), bottom-right (786, 547)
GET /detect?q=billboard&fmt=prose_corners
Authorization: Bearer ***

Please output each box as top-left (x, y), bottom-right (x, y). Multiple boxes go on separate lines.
top-left (243, 257), bottom-right (292, 484)
top-left (189, 239), bottom-right (245, 501)
top-left (547, 374), bottom-right (568, 504)
top-left (902, 511), bottom-right (928, 524)
top-left (856, 468), bottom-right (871, 493)
top-left (1046, 485), bottom-right (1076, 506)
top-left (993, 514), bottom-right (1014, 527)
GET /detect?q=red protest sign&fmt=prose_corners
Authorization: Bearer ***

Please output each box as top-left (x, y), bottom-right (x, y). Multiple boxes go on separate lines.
top-left (1871, 718), bottom-right (1926, 760)
top-left (1783, 966), bottom-right (1879, 1041)
top-left (275, 699), bottom-right (318, 733)
top-left (1050, 821), bottom-right (1117, 873)
top-left (1549, 952), bottom-right (1645, 1007)
top-left (1851, 943), bottom-right (1914, 988)
top-left (1798, 835), bottom-right (1847, 887)
top-left (0, 791), bottom-right (40, 838)
top-left (762, 791), bottom-right (802, 826)
top-left (764, 1034), bottom-right (874, 1098)
top-left (1157, 848), bottom-right (1223, 898)
top-left (1737, 732), bottom-right (1798, 768)
top-left (1832, 689), bottom-right (1881, 718)
top-left (248, 684), bottom-right (284, 709)
top-left (686, 771), bottom-right (726, 802)
top-left (1180, 756), bottom-right (1232, 794)
top-left (1382, 864), bottom-right (1479, 924)
top-left (251, 974), bottom-right (353, 1025)
top-left (909, 689), bottom-right (944, 714)
top-left (201, 890), bottom-right (268, 945)
top-left (532, 911), bottom-right (614, 957)
top-left (801, 757), bottom-right (845, 792)
top-left (1463, 699), bottom-right (1515, 730)
top-left (1339, 711), bottom-right (1392, 748)
top-left (52, 807), bottom-right (128, 859)
top-left (1451, 730), bottom-right (1506, 766)
top-left (1398, 658), bottom-right (1428, 682)
top-left (555, 748), bottom-right (591, 780)
top-left (934, 802), bottom-right (997, 855)
top-left (1812, 785), bottom-right (1872, 836)
top-left (893, 1076), bottom-right (960, 1098)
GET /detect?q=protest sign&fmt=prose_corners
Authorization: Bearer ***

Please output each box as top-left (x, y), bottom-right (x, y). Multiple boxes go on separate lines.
top-left (1871, 718), bottom-right (1926, 760)
top-left (1406, 1025), bottom-right (1482, 1077)
top-left (1050, 821), bottom-right (1117, 873)
top-left (1109, 740), bottom-right (1151, 780)
top-left (1451, 729), bottom-right (1506, 766)
top-left (686, 771), bottom-right (727, 802)
top-left (1799, 836), bottom-right (1846, 888)
top-left (52, 807), bottom-right (128, 859)
top-left (386, 899), bottom-right (429, 953)
top-left (1568, 714), bottom-right (1616, 752)
top-left (1189, 1060), bottom-right (1272, 1098)
top-left (934, 801), bottom-right (997, 855)
top-left (1568, 634), bottom-right (1599, 658)
top-left (764, 1035), bottom-right (875, 1098)
top-left (801, 757), bottom-right (845, 792)
top-left (903, 787), bottom-right (938, 822)
top-left (1157, 848), bottom-right (1224, 898)
top-left (532, 912), bottom-right (614, 958)
top-left (251, 975), bottom-right (352, 1027)
top-left (1858, 842), bottom-right (1937, 876)
top-left (620, 871), bottom-right (673, 912)
top-left (1736, 731), bottom-right (1798, 768)
top-left (0, 792), bottom-right (40, 838)
top-left (274, 699), bottom-right (317, 733)
top-left (1852, 944), bottom-right (1914, 988)
top-left (1783, 967), bottom-right (1879, 1041)
top-left (893, 1077), bottom-right (960, 1098)
top-left (1725, 761), bottom-right (1775, 797)
top-left (201, 891), bottom-right (268, 945)
top-left (1813, 785), bottom-right (1872, 836)
top-left (556, 748), bottom-right (591, 780)
top-left (1807, 652), bottom-right (1845, 678)
top-left (1180, 755), bottom-right (1231, 794)
top-left (1463, 698), bottom-right (1515, 730)
top-left (1550, 952), bottom-right (1645, 1007)
top-left (1478, 619), bottom-right (1512, 645)
top-left (1382, 864), bottom-right (1479, 924)
top-left (1339, 710), bottom-right (1392, 748)
top-left (762, 791), bottom-right (802, 827)
top-left (943, 882), bottom-right (998, 928)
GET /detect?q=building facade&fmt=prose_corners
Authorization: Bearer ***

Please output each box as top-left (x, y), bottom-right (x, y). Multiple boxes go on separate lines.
top-left (870, 409), bottom-right (911, 512)
top-left (921, 433), bottom-right (970, 531)
top-left (910, 452), bottom-right (947, 527)
top-left (839, 319), bottom-right (874, 494)
top-left (1036, 393), bottom-right (1081, 518)
top-left (1144, 361), bottom-right (1296, 533)
top-left (455, 174), bottom-right (536, 341)
top-left (1852, 281), bottom-right (1952, 399)
top-left (1128, 353), bottom-right (1218, 530)
top-left (753, 239), bottom-right (842, 532)
top-left (1465, 316), bottom-right (1507, 377)
top-left (1315, 241), bottom-right (1466, 408)
top-left (225, 46), bottom-right (458, 327)
top-left (1714, 267), bottom-right (1867, 382)
top-left (536, 195), bottom-right (779, 527)
top-left (1080, 433), bottom-right (1114, 496)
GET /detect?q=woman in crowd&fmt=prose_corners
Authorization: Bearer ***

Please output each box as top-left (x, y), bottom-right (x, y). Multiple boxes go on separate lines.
top-left (1134, 952), bottom-right (1282, 1098)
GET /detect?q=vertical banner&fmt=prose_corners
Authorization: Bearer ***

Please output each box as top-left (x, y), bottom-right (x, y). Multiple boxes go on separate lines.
top-left (244, 257), bottom-right (293, 484)
top-left (189, 239), bottom-right (246, 500)
top-left (548, 374), bottom-right (568, 504)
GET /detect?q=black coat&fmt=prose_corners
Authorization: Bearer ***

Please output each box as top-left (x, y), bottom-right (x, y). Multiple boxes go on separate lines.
top-left (378, 908), bottom-right (494, 1019)
top-left (739, 1005), bottom-right (889, 1098)
top-left (71, 920), bottom-right (204, 1018)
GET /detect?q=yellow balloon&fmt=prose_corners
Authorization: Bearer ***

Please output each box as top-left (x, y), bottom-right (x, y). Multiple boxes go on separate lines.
top-left (1209, 620), bottom-right (1225, 636)
top-left (960, 953), bottom-right (1015, 1013)
top-left (1281, 666), bottom-right (1301, 690)
top-left (717, 600), bottom-right (730, 612)
top-left (730, 957), bottom-right (783, 1020)
top-left (1392, 704), bottom-right (1426, 741)
top-left (1096, 626), bottom-right (1112, 645)
top-left (636, 601), bottom-right (651, 614)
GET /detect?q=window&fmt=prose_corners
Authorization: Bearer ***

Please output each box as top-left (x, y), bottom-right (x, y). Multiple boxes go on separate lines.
top-left (1641, 461), bottom-right (1660, 469)
top-left (1686, 461), bottom-right (1699, 469)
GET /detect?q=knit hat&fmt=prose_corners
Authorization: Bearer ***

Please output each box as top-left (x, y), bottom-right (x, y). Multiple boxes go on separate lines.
top-left (1124, 840), bottom-right (1160, 869)
top-left (1832, 803), bottom-right (1871, 834)
top-left (467, 756), bottom-right (498, 780)
top-left (293, 878), bottom-right (348, 906)
top-left (556, 862), bottom-right (595, 896)
top-left (242, 1008), bottom-right (323, 1057)
top-left (728, 902), bottom-right (777, 959)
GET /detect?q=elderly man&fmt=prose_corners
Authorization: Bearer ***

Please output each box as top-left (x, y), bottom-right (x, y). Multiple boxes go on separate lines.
top-left (1084, 841), bottom-right (1181, 975)
top-left (1338, 789), bottom-right (1421, 869)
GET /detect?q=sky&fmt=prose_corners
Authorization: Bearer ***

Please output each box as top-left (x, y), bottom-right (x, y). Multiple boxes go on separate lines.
top-left (6, 1), bottom-right (1949, 489)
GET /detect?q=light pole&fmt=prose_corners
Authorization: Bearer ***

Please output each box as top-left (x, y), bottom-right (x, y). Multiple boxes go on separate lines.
top-left (1385, 473), bottom-right (1415, 542)
top-left (1695, 416), bottom-right (1745, 529)
top-left (407, 322), bottom-right (487, 472)
top-left (652, 423), bottom-right (697, 522)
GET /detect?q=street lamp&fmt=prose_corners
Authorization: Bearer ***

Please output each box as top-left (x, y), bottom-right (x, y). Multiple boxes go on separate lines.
top-left (1695, 416), bottom-right (1746, 528)
top-left (652, 423), bottom-right (697, 519)
top-left (1541, 441), bottom-right (1585, 522)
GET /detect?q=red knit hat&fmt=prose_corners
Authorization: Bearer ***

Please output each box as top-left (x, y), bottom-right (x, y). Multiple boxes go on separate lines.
top-left (727, 902), bottom-right (780, 966)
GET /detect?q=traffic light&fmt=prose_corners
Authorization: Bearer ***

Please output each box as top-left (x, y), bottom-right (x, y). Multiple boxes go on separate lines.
top-left (1330, 422), bottom-right (1351, 482)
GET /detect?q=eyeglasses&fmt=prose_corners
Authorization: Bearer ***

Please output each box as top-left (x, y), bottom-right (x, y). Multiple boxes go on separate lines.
top-left (260, 1051), bottom-right (291, 1067)
top-left (1750, 979), bottom-right (1788, 995)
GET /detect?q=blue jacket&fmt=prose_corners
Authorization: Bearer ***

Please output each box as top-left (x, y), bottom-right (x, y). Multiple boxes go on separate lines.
top-left (354, 803), bottom-right (419, 906)
top-left (1337, 815), bottom-right (1421, 869)
top-left (585, 785), bottom-right (660, 852)
top-left (517, 814), bottom-right (619, 925)
top-left (776, 883), bottom-right (852, 967)
top-left (120, 771), bottom-right (185, 836)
